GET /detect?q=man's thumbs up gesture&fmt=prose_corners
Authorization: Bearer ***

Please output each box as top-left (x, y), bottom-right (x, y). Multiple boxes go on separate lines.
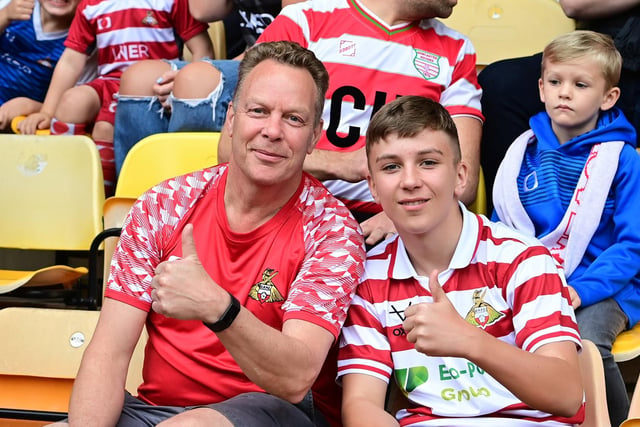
top-left (151, 224), bottom-right (230, 323)
top-left (403, 270), bottom-right (478, 358)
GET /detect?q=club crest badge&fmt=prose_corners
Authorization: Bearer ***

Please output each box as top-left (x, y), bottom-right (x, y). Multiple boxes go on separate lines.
top-left (464, 288), bottom-right (504, 329)
top-left (142, 11), bottom-right (158, 26)
top-left (413, 49), bottom-right (441, 80)
top-left (249, 268), bottom-right (284, 304)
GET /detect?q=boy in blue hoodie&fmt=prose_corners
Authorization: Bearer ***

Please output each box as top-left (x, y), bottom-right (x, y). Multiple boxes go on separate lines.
top-left (492, 30), bottom-right (640, 426)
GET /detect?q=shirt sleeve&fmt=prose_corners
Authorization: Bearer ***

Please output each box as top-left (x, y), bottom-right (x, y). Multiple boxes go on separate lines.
top-left (63, 0), bottom-right (96, 55)
top-left (282, 182), bottom-right (366, 339)
top-left (170, 0), bottom-right (209, 44)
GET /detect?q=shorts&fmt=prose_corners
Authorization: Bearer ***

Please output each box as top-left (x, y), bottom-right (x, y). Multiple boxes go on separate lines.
top-left (112, 391), bottom-right (320, 427)
top-left (85, 77), bottom-right (120, 126)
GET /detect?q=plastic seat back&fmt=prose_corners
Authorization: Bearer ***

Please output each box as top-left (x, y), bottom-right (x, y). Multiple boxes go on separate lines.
top-left (443, 0), bottom-right (575, 67)
top-left (116, 132), bottom-right (219, 198)
top-left (0, 135), bottom-right (104, 250)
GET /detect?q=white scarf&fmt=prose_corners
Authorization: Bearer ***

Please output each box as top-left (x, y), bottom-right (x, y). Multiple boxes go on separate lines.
top-left (493, 130), bottom-right (623, 276)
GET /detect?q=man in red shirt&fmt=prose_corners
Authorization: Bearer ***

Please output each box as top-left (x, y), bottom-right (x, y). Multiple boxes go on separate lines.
top-left (57, 41), bottom-right (365, 427)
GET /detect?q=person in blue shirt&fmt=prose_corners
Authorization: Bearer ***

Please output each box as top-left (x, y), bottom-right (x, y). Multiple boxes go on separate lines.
top-left (492, 30), bottom-right (640, 426)
top-left (0, 0), bottom-right (80, 130)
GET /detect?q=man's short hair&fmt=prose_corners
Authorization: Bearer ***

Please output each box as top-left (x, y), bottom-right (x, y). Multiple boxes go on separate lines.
top-left (542, 30), bottom-right (622, 89)
top-left (366, 95), bottom-right (461, 164)
top-left (234, 41), bottom-right (329, 126)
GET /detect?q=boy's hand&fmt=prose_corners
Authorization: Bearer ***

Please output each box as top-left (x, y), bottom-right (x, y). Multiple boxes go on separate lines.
top-left (403, 270), bottom-right (477, 358)
top-left (566, 285), bottom-right (582, 309)
top-left (5, 0), bottom-right (35, 21)
top-left (18, 112), bottom-right (51, 134)
top-left (152, 69), bottom-right (178, 108)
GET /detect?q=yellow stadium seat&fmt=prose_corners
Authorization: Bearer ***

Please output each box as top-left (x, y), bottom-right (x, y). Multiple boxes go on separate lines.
top-left (612, 323), bottom-right (640, 363)
top-left (115, 132), bottom-right (219, 198)
top-left (0, 306), bottom-right (146, 423)
top-left (0, 135), bottom-right (104, 302)
top-left (443, 0), bottom-right (575, 67)
top-left (468, 167), bottom-right (487, 216)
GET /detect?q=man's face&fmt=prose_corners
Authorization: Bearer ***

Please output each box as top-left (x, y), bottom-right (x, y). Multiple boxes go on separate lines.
top-left (225, 59), bottom-right (322, 190)
top-left (401, 0), bottom-right (458, 20)
top-left (367, 128), bottom-right (466, 238)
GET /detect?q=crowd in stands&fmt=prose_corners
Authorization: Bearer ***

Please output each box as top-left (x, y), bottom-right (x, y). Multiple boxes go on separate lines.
top-left (1, 0), bottom-right (639, 425)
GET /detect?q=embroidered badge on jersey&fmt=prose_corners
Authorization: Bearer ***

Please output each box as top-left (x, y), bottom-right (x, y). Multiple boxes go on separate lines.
top-left (142, 11), bottom-right (158, 26)
top-left (464, 288), bottom-right (504, 329)
top-left (413, 49), bottom-right (441, 80)
top-left (249, 268), bottom-right (284, 304)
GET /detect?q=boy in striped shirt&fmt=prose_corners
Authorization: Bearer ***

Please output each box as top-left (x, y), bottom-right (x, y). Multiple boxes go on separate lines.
top-left (337, 95), bottom-right (584, 426)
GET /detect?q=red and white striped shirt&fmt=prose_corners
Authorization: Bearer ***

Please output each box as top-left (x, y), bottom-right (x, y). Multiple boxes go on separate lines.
top-left (258, 0), bottom-right (483, 214)
top-left (338, 206), bottom-right (584, 426)
top-left (66, 0), bottom-right (207, 78)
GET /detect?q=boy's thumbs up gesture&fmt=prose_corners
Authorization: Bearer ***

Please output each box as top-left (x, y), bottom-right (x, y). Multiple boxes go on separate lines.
top-left (403, 270), bottom-right (478, 358)
top-left (151, 224), bottom-right (231, 323)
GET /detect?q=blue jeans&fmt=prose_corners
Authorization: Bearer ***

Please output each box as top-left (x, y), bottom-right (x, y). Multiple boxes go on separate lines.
top-left (113, 59), bottom-right (239, 176)
top-left (575, 298), bottom-right (629, 427)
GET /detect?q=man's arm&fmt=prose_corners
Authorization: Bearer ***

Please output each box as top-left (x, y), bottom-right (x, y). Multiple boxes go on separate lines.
top-left (18, 48), bottom-right (87, 134)
top-left (341, 374), bottom-right (399, 427)
top-left (403, 271), bottom-right (583, 417)
top-left (454, 116), bottom-right (482, 206)
top-left (68, 298), bottom-right (146, 426)
top-left (559, 0), bottom-right (640, 19)
top-left (151, 224), bottom-right (346, 402)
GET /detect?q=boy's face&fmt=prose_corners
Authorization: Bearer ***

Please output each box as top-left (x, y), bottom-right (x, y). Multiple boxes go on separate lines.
top-left (40, 0), bottom-right (80, 19)
top-left (366, 128), bottom-right (466, 238)
top-left (539, 57), bottom-right (620, 143)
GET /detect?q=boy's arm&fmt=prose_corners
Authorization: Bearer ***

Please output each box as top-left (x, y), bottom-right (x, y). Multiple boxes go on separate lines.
top-left (403, 271), bottom-right (583, 418)
top-left (341, 374), bottom-right (400, 427)
top-left (0, 97), bottom-right (41, 129)
top-left (454, 116), bottom-right (482, 205)
top-left (0, 0), bottom-right (33, 32)
top-left (183, 29), bottom-right (214, 60)
top-left (187, 0), bottom-right (233, 22)
top-left (18, 48), bottom-right (87, 134)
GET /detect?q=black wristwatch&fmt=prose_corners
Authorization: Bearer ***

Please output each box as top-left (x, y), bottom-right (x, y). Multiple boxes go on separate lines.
top-left (203, 292), bottom-right (241, 333)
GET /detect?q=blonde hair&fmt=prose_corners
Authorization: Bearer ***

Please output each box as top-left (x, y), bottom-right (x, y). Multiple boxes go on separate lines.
top-left (542, 30), bottom-right (622, 89)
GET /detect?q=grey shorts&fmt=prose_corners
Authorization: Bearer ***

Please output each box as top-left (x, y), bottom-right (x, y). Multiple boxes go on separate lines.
top-left (114, 391), bottom-right (325, 427)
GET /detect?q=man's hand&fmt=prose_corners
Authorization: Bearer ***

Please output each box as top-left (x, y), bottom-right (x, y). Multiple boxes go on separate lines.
top-left (18, 111), bottom-right (51, 134)
top-left (150, 224), bottom-right (229, 322)
top-left (4, 0), bottom-right (34, 21)
top-left (566, 285), bottom-right (582, 309)
top-left (360, 211), bottom-right (396, 246)
top-left (403, 270), bottom-right (477, 358)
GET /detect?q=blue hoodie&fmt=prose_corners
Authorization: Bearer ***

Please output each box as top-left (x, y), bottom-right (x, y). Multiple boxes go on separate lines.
top-left (494, 108), bottom-right (640, 327)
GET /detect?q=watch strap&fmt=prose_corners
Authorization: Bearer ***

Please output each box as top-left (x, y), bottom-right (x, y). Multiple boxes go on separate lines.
top-left (203, 292), bottom-right (241, 333)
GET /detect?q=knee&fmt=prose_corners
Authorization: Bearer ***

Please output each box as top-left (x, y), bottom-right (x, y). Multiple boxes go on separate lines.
top-left (157, 407), bottom-right (232, 427)
top-left (54, 86), bottom-right (98, 122)
top-left (119, 60), bottom-right (172, 96)
top-left (92, 120), bottom-right (114, 141)
top-left (173, 61), bottom-right (222, 99)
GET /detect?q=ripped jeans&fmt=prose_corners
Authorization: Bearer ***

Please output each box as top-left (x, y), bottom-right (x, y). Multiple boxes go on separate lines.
top-left (113, 59), bottom-right (239, 176)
